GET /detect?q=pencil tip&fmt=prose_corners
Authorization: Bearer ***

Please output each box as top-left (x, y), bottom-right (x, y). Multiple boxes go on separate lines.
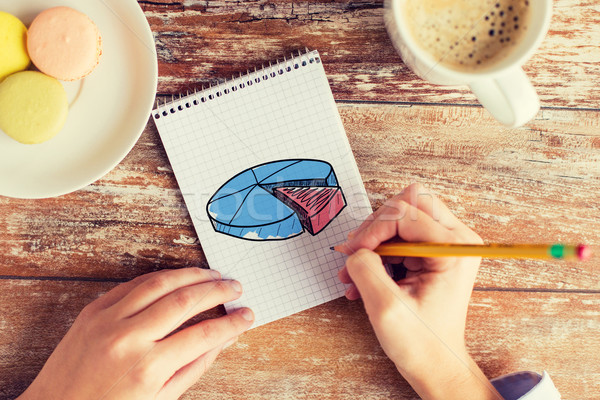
top-left (330, 246), bottom-right (335, 251)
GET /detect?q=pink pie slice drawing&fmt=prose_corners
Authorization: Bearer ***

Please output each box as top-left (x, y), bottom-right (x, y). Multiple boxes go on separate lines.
top-left (273, 186), bottom-right (346, 235)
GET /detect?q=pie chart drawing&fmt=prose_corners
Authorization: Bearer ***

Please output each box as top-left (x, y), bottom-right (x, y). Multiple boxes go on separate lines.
top-left (207, 159), bottom-right (347, 241)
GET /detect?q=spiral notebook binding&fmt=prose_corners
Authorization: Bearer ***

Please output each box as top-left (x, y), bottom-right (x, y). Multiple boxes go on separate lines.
top-left (153, 49), bottom-right (319, 120)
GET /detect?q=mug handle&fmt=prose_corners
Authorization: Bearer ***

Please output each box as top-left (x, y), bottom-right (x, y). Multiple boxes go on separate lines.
top-left (469, 67), bottom-right (540, 128)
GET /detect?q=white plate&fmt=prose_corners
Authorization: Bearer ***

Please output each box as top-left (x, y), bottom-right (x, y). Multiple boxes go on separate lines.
top-left (0, 0), bottom-right (157, 198)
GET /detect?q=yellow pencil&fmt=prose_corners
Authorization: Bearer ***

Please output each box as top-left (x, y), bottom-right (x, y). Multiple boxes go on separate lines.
top-left (331, 243), bottom-right (591, 260)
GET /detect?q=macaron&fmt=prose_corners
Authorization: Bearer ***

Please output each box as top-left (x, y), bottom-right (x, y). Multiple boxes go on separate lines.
top-left (0, 71), bottom-right (68, 144)
top-left (0, 11), bottom-right (31, 81)
top-left (27, 6), bottom-right (102, 81)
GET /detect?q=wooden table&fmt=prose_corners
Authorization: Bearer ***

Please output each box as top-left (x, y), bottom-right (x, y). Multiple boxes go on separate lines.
top-left (1, 1), bottom-right (599, 398)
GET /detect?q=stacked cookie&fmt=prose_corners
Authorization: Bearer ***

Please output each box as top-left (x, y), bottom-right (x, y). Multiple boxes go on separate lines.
top-left (0, 7), bottom-right (102, 144)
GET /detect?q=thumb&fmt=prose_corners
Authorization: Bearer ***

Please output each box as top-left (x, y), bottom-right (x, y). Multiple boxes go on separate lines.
top-left (345, 249), bottom-right (407, 317)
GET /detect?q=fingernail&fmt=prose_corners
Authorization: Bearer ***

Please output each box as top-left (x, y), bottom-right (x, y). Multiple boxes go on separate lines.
top-left (209, 269), bottom-right (221, 280)
top-left (240, 308), bottom-right (254, 322)
top-left (347, 230), bottom-right (357, 240)
top-left (229, 280), bottom-right (242, 293)
top-left (222, 338), bottom-right (237, 350)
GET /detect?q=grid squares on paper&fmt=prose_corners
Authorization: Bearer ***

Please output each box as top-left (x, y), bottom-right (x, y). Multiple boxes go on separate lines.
top-left (154, 51), bottom-right (372, 328)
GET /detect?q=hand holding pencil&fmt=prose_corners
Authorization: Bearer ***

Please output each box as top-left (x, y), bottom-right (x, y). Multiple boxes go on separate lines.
top-left (337, 184), bottom-right (503, 399)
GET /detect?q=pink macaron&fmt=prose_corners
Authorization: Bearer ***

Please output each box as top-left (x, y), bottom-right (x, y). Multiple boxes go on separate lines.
top-left (27, 6), bottom-right (102, 81)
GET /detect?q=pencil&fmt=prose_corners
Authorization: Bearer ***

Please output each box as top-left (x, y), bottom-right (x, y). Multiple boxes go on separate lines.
top-left (330, 243), bottom-right (591, 260)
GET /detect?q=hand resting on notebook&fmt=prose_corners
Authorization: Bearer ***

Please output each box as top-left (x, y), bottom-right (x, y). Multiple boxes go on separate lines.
top-left (17, 268), bottom-right (254, 400)
top-left (337, 183), bottom-right (502, 400)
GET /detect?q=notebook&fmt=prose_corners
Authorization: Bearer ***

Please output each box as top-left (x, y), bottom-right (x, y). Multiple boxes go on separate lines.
top-left (152, 50), bottom-right (372, 327)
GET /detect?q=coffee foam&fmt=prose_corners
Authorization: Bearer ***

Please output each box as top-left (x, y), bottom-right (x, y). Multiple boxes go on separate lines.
top-left (403, 0), bottom-right (531, 71)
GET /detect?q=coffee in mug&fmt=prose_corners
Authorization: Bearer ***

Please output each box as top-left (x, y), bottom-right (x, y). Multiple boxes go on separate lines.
top-left (403, 0), bottom-right (532, 71)
top-left (384, 0), bottom-right (552, 127)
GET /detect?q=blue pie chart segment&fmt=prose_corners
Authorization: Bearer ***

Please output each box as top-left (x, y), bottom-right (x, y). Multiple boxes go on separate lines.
top-left (259, 160), bottom-right (338, 189)
top-left (207, 159), bottom-right (344, 241)
top-left (207, 186), bottom-right (254, 224)
top-left (210, 169), bottom-right (257, 202)
top-left (252, 160), bottom-right (299, 182)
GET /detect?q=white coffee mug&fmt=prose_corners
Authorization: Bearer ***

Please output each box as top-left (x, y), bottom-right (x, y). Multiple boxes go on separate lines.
top-left (384, 0), bottom-right (552, 128)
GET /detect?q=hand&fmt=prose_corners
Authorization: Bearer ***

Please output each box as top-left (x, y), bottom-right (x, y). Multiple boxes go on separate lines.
top-left (18, 268), bottom-right (254, 400)
top-left (337, 184), bottom-right (501, 400)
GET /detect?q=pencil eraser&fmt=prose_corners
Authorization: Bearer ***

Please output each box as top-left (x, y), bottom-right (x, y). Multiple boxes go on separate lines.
top-left (577, 245), bottom-right (591, 261)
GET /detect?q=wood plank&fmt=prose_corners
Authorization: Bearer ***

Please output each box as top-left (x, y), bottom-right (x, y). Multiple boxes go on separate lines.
top-left (0, 121), bottom-right (204, 280)
top-left (1, 280), bottom-right (598, 399)
top-left (340, 103), bottom-right (600, 291)
top-left (1, 104), bottom-right (597, 289)
top-left (464, 291), bottom-right (600, 400)
top-left (143, 0), bottom-right (600, 108)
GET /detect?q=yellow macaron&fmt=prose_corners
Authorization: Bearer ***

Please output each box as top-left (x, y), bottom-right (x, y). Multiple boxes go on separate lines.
top-left (0, 71), bottom-right (68, 144)
top-left (0, 11), bottom-right (31, 81)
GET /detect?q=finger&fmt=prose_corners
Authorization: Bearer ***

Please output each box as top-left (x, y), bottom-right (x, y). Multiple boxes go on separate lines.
top-left (346, 184), bottom-right (451, 240)
top-left (334, 203), bottom-right (400, 255)
top-left (88, 271), bottom-right (164, 312)
top-left (402, 257), bottom-right (426, 272)
top-left (396, 183), bottom-right (463, 230)
top-left (402, 255), bottom-right (443, 274)
top-left (343, 200), bottom-right (454, 254)
top-left (345, 249), bottom-right (405, 316)
top-left (345, 199), bottom-right (392, 241)
top-left (339, 260), bottom-right (404, 286)
top-left (128, 280), bottom-right (243, 340)
top-left (345, 284), bottom-right (361, 300)
top-left (158, 346), bottom-right (222, 400)
top-left (338, 266), bottom-right (360, 299)
top-left (338, 266), bottom-right (353, 284)
top-left (347, 209), bottom-right (381, 239)
top-left (154, 308), bottom-right (254, 371)
top-left (399, 184), bottom-right (483, 245)
top-left (111, 268), bottom-right (221, 318)
top-left (349, 184), bottom-right (463, 242)
top-left (381, 256), bottom-right (405, 265)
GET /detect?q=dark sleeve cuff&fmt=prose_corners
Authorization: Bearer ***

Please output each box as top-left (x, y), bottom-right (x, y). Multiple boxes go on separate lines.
top-left (491, 371), bottom-right (561, 400)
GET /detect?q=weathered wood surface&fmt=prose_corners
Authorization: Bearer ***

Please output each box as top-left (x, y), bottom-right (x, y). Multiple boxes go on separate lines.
top-left (145, 0), bottom-right (600, 108)
top-left (1, 0), bottom-right (599, 399)
top-left (1, 280), bottom-right (598, 399)
top-left (1, 105), bottom-right (598, 289)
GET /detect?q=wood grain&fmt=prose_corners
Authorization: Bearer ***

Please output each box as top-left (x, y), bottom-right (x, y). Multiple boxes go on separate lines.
top-left (1, 0), bottom-right (599, 398)
top-left (144, 0), bottom-right (600, 108)
top-left (1, 104), bottom-right (597, 290)
top-left (341, 103), bottom-right (600, 291)
top-left (1, 280), bottom-right (598, 399)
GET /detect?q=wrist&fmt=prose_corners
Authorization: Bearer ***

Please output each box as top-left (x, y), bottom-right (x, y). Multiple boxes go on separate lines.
top-left (396, 348), bottom-right (501, 400)
top-left (390, 331), bottom-right (467, 378)
top-left (17, 373), bottom-right (60, 400)
top-left (17, 385), bottom-right (38, 400)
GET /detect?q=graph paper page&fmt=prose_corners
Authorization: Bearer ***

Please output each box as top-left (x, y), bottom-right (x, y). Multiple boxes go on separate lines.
top-left (153, 51), bottom-right (372, 327)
